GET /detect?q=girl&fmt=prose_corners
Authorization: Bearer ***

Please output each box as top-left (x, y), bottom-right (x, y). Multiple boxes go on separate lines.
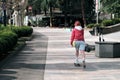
top-left (70, 20), bottom-right (86, 67)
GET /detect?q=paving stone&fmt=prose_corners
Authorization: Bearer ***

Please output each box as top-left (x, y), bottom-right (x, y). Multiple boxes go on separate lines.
top-left (0, 27), bottom-right (120, 80)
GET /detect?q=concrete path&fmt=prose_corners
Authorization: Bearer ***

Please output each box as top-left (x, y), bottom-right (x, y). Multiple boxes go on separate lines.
top-left (0, 27), bottom-right (120, 80)
top-left (0, 29), bottom-right (48, 80)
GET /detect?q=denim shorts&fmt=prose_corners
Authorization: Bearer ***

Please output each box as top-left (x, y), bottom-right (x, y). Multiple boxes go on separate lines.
top-left (74, 41), bottom-right (85, 51)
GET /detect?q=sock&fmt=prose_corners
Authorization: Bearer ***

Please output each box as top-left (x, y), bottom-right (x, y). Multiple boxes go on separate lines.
top-left (75, 57), bottom-right (79, 63)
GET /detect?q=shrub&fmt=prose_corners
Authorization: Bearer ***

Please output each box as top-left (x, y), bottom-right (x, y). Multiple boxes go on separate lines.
top-left (0, 25), bottom-right (33, 55)
top-left (0, 24), bottom-right (6, 30)
top-left (38, 20), bottom-right (47, 27)
top-left (12, 26), bottom-right (33, 38)
top-left (94, 24), bottom-right (101, 27)
top-left (102, 20), bottom-right (113, 26)
top-left (87, 23), bottom-right (101, 28)
top-left (87, 24), bottom-right (95, 28)
top-left (0, 38), bottom-right (8, 53)
top-left (0, 30), bottom-right (18, 53)
top-left (112, 18), bottom-right (120, 24)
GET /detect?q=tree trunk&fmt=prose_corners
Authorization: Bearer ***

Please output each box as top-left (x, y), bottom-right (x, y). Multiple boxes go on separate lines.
top-left (44, 9), bottom-right (47, 16)
top-left (12, 0), bottom-right (28, 27)
top-left (64, 0), bottom-right (68, 27)
top-left (49, 2), bottom-right (53, 27)
top-left (81, 0), bottom-right (86, 27)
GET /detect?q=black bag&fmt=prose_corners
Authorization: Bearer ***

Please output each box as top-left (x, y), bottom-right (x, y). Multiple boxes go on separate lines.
top-left (85, 44), bottom-right (91, 52)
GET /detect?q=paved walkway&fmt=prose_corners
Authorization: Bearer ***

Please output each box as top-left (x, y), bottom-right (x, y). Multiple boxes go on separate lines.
top-left (0, 27), bottom-right (120, 80)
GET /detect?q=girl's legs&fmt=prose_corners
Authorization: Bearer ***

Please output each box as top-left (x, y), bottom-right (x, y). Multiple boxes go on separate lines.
top-left (79, 41), bottom-right (86, 63)
top-left (80, 50), bottom-right (86, 68)
top-left (80, 50), bottom-right (86, 62)
top-left (76, 49), bottom-right (79, 58)
top-left (74, 41), bottom-right (80, 64)
top-left (74, 41), bottom-right (86, 66)
top-left (74, 49), bottom-right (79, 64)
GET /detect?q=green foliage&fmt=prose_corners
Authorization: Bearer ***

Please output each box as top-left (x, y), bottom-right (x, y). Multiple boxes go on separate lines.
top-left (28, 0), bottom-right (95, 24)
top-left (102, 20), bottom-right (113, 26)
top-left (112, 18), bottom-right (120, 24)
top-left (28, 0), bottom-right (42, 14)
top-left (38, 20), bottom-right (46, 27)
top-left (0, 24), bottom-right (6, 30)
top-left (87, 23), bottom-right (101, 28)
top-left (100, 0), bottom-right (120, 17)
top-left (0, 38), bottom-right (8, 53)
top-left (85, 0), bottom-right (95, 23)
top-left (0, 25), bottom-right (33, 56)
top-left (28, 0), bottom-right (59, 15)
top-left (12, 26), bottom-right (33, 38)
top-left (87, 24), bottom-right (95, 28)
top-left (41, 0), bottom-right (48, 15)
top-left (94, 24), bottom-right (101, 27)
top-left (56, 0), bottom-right (95, 24)
top-left (87, 18), bottom-right (120, 28)
top-left (102, 19), bottom-right (120, 26)
top-left (0, 30), bottom-right (18, 53)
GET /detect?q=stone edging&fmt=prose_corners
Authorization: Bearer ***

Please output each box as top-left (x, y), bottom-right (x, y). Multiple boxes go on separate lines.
top-left (102, 23), bottom-right (120, 34)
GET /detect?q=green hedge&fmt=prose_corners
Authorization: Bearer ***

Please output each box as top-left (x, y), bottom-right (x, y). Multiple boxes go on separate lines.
top-left (102, 20), bottom-right (113, 26)
top-left (112, 18), bottom-right (120, 24)
top-left (0, 30), bottom-right (18, 53)
top-left (12, 26), bottom-right (33, 38)
top-left (87, 24), bottom-right (95, 28)
top-left (87, 18), bottom-right (120, 28)
top-left (102, 18), bottom-right (120, 26)
top-left (0, 25), bottom-right (33, 55)
top-left (87, 23), bottom-right (101, 28)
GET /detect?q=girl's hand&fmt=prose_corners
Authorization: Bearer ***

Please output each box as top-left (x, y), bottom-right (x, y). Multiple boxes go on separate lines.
top-left (70, 41), bottom-right (73, 46)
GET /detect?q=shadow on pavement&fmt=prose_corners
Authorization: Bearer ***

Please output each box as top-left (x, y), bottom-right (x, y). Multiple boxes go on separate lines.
top-left (84, 61), bottom-right (120, 71)
top-left (0, 75), bottom-right (17, 80)
top-left (0, 32), bottom-right (48, 80)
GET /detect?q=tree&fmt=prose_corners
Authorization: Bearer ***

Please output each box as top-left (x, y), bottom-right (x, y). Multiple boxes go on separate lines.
top-left (58, 0), bottom-right (95, 25)
top-left (28, 0), bottom-right (59, 27)
top-left (100, 0), bottom-right (120, 18)
top-left (5, 0), bottom-right (28, 26)
top-left (27, 0), bottom-right (95, 26)
top-left (41, 0), bottom-right (48, 16)
top-left (44, 0), bottom-right (58, 27)
top-left (81, 0), bottom-right (85, 26)
top-left (84, 0), bottom-right (95, 24)
top-left (28, 0), bottom-right (42, 15)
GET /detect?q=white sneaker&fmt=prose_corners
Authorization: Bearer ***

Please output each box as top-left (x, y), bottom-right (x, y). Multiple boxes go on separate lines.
top-left (74, 59), bottom-right (81, 66)
top-left (74, 59), bottom-right (79, 64)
